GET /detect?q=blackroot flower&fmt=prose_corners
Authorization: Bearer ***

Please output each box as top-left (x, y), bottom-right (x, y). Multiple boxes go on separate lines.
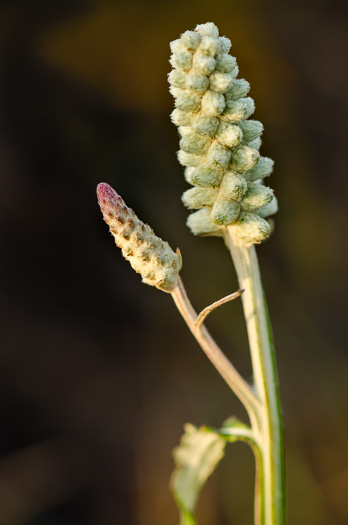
top-left (97, 183), bottom-right (182, 292)
top-left (169, 22), bottom-right (278, 244)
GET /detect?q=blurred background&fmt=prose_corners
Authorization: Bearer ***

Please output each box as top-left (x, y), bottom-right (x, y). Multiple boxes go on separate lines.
top-left (0, 0), bottom-right (347, 524)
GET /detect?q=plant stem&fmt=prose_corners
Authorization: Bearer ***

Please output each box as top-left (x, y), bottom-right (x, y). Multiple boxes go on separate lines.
top-left (171, 278), bottom-right (260, 429)
top-left (224, 227), bottom-right (285, 525)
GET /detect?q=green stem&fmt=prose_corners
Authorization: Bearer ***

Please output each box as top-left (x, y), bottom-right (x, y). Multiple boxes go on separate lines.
top-left (224, 227), bottom-right (285, 525)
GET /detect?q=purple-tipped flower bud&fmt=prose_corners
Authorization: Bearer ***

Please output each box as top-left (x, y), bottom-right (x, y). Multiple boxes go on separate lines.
top-left (97, 183), bottom-right (182, 292)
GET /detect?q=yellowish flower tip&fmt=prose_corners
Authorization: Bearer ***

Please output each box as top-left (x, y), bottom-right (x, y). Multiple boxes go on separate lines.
top-left (169, 22), bottom-right (277, 244)
top-left (97, 183), bottom-right (182, 292)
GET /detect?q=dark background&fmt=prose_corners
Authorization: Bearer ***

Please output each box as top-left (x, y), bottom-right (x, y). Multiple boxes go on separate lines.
top-left (0, 0), bottom-right (347, 524)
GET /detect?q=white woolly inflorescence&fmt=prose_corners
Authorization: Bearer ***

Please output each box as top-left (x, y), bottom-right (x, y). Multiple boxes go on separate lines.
top-left (97, 183), bottom-right (182, 292)
top-left (169, 22), bottom-right (278, 244)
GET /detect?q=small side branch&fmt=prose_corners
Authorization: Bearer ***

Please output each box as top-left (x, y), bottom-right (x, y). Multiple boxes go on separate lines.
top-left (195, 289), bottom-right (244, 329)
top-left (218, 426), bottom-right (260, 448)
top-left (171, 278), bottom-right (261, 424)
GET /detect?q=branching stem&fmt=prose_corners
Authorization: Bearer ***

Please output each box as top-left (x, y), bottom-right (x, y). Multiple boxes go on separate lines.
top-left (171, 278), bottom-right (261, 427)
top-left (218, 426), bottom-right (260, 447)
top-left (171, 227), bottom-right (285, 525)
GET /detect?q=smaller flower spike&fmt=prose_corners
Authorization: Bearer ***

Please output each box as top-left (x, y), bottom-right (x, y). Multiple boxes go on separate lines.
top-left (97, 183), bottom-right (182, 292)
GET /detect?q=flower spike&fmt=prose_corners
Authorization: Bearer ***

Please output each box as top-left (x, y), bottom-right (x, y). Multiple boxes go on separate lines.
top-left (97, 183), bottom-right (182, 292)
top-left (169, 22), bottom-right (278, 244)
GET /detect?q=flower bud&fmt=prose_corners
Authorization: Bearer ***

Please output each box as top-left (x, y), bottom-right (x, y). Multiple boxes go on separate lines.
top-left (221, 99), bottom-right (248, 122)
top-left (193, 115), bottom-right (220, 137)
top-left (257, 196), bottom-right (278, 218)
top-left (219, 36), bottom-right (232, 53)
top-left (170, 39), bottom-right (186, 54)
top-left (180, 132), bottom-right (211, 154)
top-left (241, 183), bottom-right (274, 212)
top-left (233, 212), bottom-right (271, 244)
top-left (245, 157), bottom-right (274, 181)
top-left (177, 150), bottom-right (203, 167)
top-left (175, 92), bottom-right (201, 112)
top-left (187, 208), bottom-right (223, 236)
top-left (207, 141), bottom-right (232, 168)
top-left (231, 65), bottom-right (239, 79)
top-left (184, 167), bottom-right (195, 183)
top-left (244, 97), bottom-right (255, 119)
top-left (248, 137), bottom-right (262, 150)
top-left (215, 54), bottom-right (236, 73)
top-left (224, 78), bottom-right (250, 100)
top-left (195, 22), bottom-right (219, 39)
top-left (170, 51), bottom-right (193, 71)
top-left (211, 194), bottom-right (241, 225)
top-left (193, 53), bottom-right (216, 75)
top-left (181, 30), bottom-right (201, 50)
top-left (215, 121), bottom-right (243, 148)
top-left (169, 86), bottom-right (183, 98)
top-left (186, 72), bottom-right (210, 93)
top-left (230, 146), bottom-right (260, 173)
top-left (168, 69), bottom-right (187, 88)
top-left (186, 71), bottom-right (209, 94)
top-left (182, 186), bottom-right (218, 208)
top-left (209, 71), bottom-right (234, 93)
top-left (199, 36), bottom-right (221, 56)
top-left (191, 164), bottom-right (224, 187)
top-left (220, 172), bottom-right (248, 201)
top-left (171, 108), bottom-right (194, 127)
top-left (97, 183), bottom-right (182, 292)
top-left (240, 120), bottom-right (263, 143)
top-left (202, 90), bottom-right (226, 116)
top-left (178, 126), bottom-right (191, 137)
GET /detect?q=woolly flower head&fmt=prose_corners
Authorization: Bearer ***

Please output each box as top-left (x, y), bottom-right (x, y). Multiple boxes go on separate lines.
top-left (97, 183), bottom-right (182, 292)
top-left (169, 22), bottom-right (278, 244)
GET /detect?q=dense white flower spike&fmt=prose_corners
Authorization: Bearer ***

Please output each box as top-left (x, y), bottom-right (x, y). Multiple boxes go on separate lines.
top-left (97, 183), bottom-right (182, 292)
top-left (169, 23), bottom-right (277, 244)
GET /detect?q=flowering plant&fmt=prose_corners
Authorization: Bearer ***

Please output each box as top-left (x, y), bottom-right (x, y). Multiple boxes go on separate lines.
top-left (97, 22), bottom-right (284, 525)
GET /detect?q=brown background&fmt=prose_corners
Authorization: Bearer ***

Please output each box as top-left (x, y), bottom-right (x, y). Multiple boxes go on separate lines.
top-left (0, 0), bottom-right (347, 524)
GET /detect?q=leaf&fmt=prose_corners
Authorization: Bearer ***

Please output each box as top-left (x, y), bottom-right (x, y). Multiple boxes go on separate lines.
top-left (171, 418), bottom-right (255, 524)
top-left (171, 423), bottom-right (226, 525)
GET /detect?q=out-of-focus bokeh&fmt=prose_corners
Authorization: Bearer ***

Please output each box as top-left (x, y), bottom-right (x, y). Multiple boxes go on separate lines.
top-left (0, 0), bottom-right (347, 523)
